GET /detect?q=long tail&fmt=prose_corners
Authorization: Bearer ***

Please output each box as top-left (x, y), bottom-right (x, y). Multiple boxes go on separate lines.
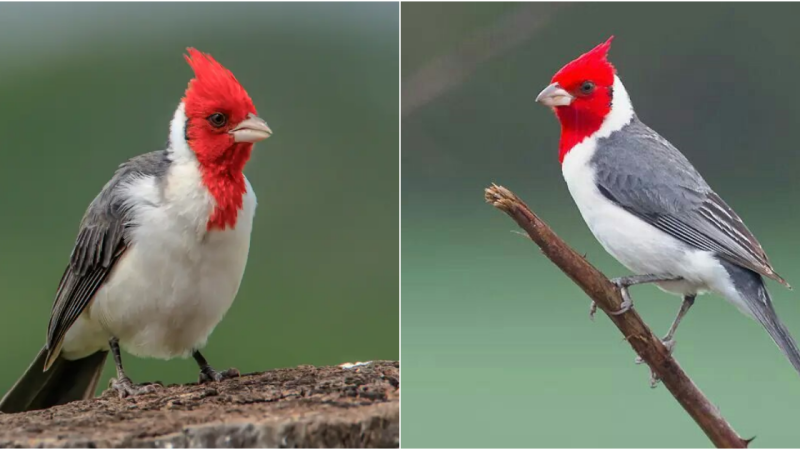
top-left (0, 346), bottom-right (107, 413)
top-left (752, 292), bottom-right (800, 376)
top-left (722, 261), bottom-right (800, 376)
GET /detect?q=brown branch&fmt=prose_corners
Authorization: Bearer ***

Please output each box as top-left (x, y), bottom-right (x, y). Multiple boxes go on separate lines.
top-left (485, 184), bottom-right (749, 449)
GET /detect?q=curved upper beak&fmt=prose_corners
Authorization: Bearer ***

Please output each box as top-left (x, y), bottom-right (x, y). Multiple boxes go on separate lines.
top-left (535, 83), bottom-right (574, 107)
top-left (230, 113), bottom-right (272, 143)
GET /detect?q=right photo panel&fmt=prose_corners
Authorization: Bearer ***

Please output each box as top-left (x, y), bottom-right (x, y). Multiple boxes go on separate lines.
top-left (401, 2), bottom-right (800, 447)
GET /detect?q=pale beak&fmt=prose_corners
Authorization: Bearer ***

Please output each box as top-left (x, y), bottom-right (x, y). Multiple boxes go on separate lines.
top-left (535, 83), bottom-right (574, 107)
top-left (230, 113), bottom-right (272, 143)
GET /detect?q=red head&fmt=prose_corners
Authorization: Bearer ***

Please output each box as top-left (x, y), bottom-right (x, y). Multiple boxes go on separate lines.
top-left (182, 48), bottom-right (272, 230)
top-left (536, 37), bottom-right (617, 162)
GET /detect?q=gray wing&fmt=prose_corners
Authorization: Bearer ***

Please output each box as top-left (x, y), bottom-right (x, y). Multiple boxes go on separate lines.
top-left (592, 118), bottom-right (787, 287)
top-left (45, 151), bottom-right (169, 366)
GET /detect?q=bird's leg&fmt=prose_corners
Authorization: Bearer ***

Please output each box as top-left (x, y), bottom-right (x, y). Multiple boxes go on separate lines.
top-left (635, 295), bottom-right (696, 388)
top-left (610, 274), bottom-right (685, 315)
top-left (589, 274), bottom-right (683, 319)
top-left (193, 350), bottom-right (240, 383)
top-left (636, 295), bottom-right (695, 366)
top-left (108, 337), bottom-right (159, 398)
top-left (662, 294), bottom-right (695, 350)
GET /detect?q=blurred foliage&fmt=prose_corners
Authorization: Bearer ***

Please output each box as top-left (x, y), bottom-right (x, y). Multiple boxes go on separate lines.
top-left (402, 2), bottom-right (800, 448)
top-left (0, 2), bottom-right (398, 396)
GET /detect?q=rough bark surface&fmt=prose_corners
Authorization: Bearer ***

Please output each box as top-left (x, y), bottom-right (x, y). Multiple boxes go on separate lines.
top-left (0, 361), bottom-right (399, 448)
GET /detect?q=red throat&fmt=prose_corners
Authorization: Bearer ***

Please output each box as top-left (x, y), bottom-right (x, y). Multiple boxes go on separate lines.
top-left (556, 109), bottom-right (605, 163)
top-left (181, 48), bottom-right (258, 231)
top-left (198, 143), bottom-right (252, 231)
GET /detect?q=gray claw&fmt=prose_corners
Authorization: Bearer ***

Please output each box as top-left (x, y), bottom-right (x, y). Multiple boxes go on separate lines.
top-left (590, 293), bottom-right (631, 319)
top-left (635, 337), bottom-right (676, 364)
top-left (648, 369), bottom-right (661, 388)
top-left (635, 337), bottom-right (676, 388)
top-left (110, 377), bottom-right (160, 398)
top-left (199, 367), bottom-right (240, 384)
top-left (608, 287), bottom-right (633, 316)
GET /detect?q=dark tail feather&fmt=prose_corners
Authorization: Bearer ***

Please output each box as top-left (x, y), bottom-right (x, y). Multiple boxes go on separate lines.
top-left (0, 346), bottom-right (107, 413)
top-left (752, 296), bottom-right (800, 377)
top-left (719, 260), bottom-right (800, 377)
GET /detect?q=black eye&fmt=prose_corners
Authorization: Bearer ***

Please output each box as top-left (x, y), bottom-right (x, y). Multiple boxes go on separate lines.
top-left (207, 113), bottom-right (227, 128)
top-left (579, 81), bottom-right (595, 95)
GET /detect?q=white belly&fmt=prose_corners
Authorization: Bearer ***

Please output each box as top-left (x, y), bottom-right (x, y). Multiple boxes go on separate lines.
top-left (61, 172), bottom-right (256, 360)
top-left (561, 140), bottom-right (728, 298)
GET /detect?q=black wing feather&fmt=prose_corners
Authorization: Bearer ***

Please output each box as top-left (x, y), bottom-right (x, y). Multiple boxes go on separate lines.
top-left (44, 151), bottom-right (169, 366)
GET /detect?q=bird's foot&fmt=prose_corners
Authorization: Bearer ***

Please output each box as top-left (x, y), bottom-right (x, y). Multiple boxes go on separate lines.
top-left (596, 278), bottom-right (635, 316)
top-left (646, 368), bottom-right (661, 388)
top-left (199, 366), bottom-right (240, 383)
top-left (589, 294), bottom-right (632, 320)
top-left (635, 338), bottom-right (676, 388)
top-left (109, 376), bottom-right (160, 398)
top-left (591, 274), bottom-right (675, 320)
top-left (635, 338), bottom-right (676, 364)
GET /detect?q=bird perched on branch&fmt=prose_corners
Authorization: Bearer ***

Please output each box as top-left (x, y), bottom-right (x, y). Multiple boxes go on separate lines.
top-left (0, 48), bottom-right (272, 413)
top-left (535, 37), bottom-right (800, 383)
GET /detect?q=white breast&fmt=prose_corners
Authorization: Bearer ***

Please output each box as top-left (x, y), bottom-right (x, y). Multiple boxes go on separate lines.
top-left (561, 139), bottom-right (725, 297)
top-left (62, 160), bottom-right (257, 360)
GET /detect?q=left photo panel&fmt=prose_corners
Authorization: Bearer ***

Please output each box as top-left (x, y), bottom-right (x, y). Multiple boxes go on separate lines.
top-left (0, 2), bottom-right (399, 447)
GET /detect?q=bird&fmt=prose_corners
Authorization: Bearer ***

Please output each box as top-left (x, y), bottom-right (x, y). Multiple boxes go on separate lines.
top-left (0, 48), bottom-right (272, 413)
top-left (535, 36), bottom-right (800, 383)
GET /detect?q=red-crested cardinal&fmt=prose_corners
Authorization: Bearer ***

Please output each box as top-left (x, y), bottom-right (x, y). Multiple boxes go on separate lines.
top-left (535, 37), bottom-right (800, 382)
top-left (0, 48), bottom-right (271, 412)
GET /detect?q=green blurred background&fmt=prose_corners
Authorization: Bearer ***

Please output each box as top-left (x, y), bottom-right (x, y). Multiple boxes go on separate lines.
top-left (0, 2), bottom-right (398, 397)
top-left (402, 3), bottom-right (800, 448)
